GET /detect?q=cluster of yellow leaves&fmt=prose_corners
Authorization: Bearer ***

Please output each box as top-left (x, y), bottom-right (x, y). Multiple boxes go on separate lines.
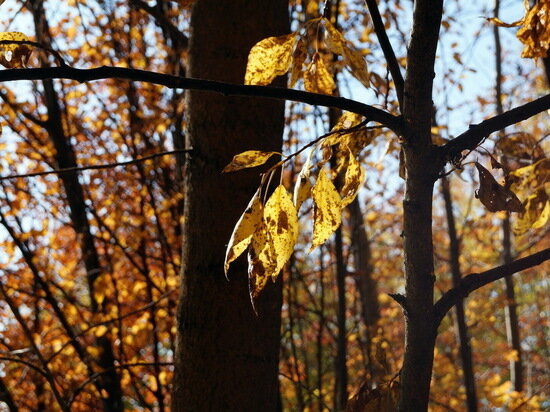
top-left (488, 0), bottom-right (550, 58)
top-left (245, 17), bottom-right (370, 94)
top-left (224, 112), bottom-right (368, 298)
top-left (0, 32), bottom-right (33, 68)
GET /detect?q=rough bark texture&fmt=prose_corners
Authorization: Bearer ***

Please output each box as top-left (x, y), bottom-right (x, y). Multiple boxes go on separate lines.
top-left (171, 1), bottom-right (288, 410)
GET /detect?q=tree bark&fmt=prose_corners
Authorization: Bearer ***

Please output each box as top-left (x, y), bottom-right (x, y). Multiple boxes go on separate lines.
top-left (441, 177), bottom-right (478, 411)
top-left (171, 1), bottom-right (288, 410)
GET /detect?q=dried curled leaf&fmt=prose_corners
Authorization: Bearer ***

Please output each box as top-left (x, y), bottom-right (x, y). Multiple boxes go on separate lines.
top-left (248, 185), bottom-right (298, 298)
top-left (222, 150), bottom-right (278, 173)
top-left (304, 52), bottom-right (336, 95)
top-left (340, 148), bottom-right (365, 207)
top-left (517, 0), bottom-right (550, 58)
top-left (475, 162), bottom-right (524, 213)
top-left (310, 169), bottom-right (342, 250)
top-left (224, 189), bottom-right (263, 275)
top-left (245, 33), bottom-right (297, 85)
top-left (0, 32), bottom-right (33, 68)
top-left (293, 147), bottom-right (315, 210)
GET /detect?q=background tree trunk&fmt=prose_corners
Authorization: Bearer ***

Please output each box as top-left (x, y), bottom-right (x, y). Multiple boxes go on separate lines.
top-left (171, 1), bottom-right (289, 410)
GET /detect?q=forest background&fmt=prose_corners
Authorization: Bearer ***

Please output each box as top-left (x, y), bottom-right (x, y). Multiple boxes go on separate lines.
top-left (0, 0), bottom-right (548, 411)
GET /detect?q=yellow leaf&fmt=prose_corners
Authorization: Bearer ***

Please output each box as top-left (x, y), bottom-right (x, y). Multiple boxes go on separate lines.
top-left (517, 1), bottom-right (550, 58)
top-left (303, 52), bottom-right (335, 95)
top-left (340, 148), bottom-right (365, 207)
top-left (248, 186), bottom-right (298, 298)
top-left (310, 169), bottom-right (342, 250)
top-left (293, 147), bottom-right (315, 209)
top-left (343, 46), bottom-right (370, 88)
top-left (224, 189), bottom-right (263, 274)
top-left (245, 32), bottom-right (297, 85)
top-left (322, 112), bottom-right (371, 152)
top-left (0, 32), bottom-right (33, 68)
top-left (222, 150), bottom-right (278, 173)
top-left (323, 19), bottom-right (369, 87)
top-left (289, 38), bottom-right (307, 88)
top-left (94, 325), bottom-right (108, 337)
top-left (324, 19), bottom-right (346, 55)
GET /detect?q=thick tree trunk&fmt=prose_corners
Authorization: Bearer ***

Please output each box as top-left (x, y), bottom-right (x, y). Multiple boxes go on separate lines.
top-left (398, 0), bottom-right (443, 409)
top-left (171, 1), bottom-right (288, 410)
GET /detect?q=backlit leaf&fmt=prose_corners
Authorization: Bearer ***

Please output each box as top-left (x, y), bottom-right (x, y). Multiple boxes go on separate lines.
top-left (303, 52), bottom-right (335, 95)
top-left (516, 0), bottom-right (550, 58)
top-left (248, 185), bottom-right (298, 298)
top-left (324, 19), bottom-right (370, 87)
top-left (245, 32), bottom-right (297, 85)
top-left (475, 162), bottom-right (524, 213)
top-left (222, 150), bottom-right (278, 173)
top-left (293, 147), bottom-right (315, 210)
top-left (289, 38), bottom-right (307, 88)
top-left (310, 169), bottom-right (342, 250)
top-left (0, 32), bottom-right (33, 68)
top-left (340, 148), bottom-right (365, 207)
top-left (224, 189), bottom-right (263, 275)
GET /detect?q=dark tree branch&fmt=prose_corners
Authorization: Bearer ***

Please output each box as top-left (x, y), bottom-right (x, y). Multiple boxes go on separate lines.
top-left (434, 247), bottom-right (550, 326)
top-left (363, 0), bottom-right (404, 108)
top-left (441, 94), bottom-right (550, 161)
top-left (0, 66), bottom-right (405, 134)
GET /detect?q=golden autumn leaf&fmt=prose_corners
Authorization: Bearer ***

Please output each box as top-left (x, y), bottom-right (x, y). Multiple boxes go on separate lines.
top-left (303, 52), bottom-right (336, 95)
top-left (224, 189), bottom-right (263, 275)
top-left (322, 112), bottom-right (372, 155)
top-left (310, 169), bottom-right (342, 250)
top-left (323, 19), bottom-right (370, 88)
top-left (0, 32), bottom-right (33, 68)
top-left (293, 147), bottom-right (315, 210)
top-left (340, 148), bottom-right (365, 207)
top-left (248, 185), bottom-right (298, 298)
top-left (289, 38), bottom-right (307, 88)
top-left (245, 32), bottom-right (297, 85)
top-left (516, 0), bottom-right (550, 58)
top-left (222, 150), bottom-right (279, 173)
top-left (475, 162), bottom-right (524, 213)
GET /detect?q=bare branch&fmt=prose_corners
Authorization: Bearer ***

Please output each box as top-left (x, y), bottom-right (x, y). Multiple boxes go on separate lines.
top-left (0, 66), bottom-right (405, 135)
top-left (434, 248), bottom-right (550, 326)
top-left (0, 148), bottom-right (192, 181)
top-left (441, 94), bottom-right (550, 161)
top-left (364, 0), bottom-right (404, 108)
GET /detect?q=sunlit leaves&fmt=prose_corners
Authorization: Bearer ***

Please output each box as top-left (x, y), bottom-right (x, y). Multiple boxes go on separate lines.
top-left (244, 17), bottom-right (370, 93)
top-left (510, 158), bottom-right (550, 233)
top-left (245, 33), bottom-right (297, 85)
top-left (0, 32), bottom-right (32, 68)
top-left (488, 0), bottom-right (550, 58)
top-left (340, 148), bottom-right (365, 207)
top-left (303, 52), bottom-right (336, 95)
top-left (222, 150), bottom-right (279, 173)
top-left (311, 169), bottom-right (342, 250)
top-left (224, 189), bottom-right (263, 275)
top-left (247, 185), bottom-right (298, 298)
top-left (475, 162), bottom-right (524, 213)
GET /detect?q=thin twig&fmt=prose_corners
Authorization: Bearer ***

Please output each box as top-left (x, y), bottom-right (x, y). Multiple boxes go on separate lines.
top-left (0, 149), bottom-right (192, 181)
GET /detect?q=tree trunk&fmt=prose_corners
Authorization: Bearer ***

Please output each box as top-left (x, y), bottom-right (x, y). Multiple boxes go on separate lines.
top-left (171, 1), bottom-right (288, 410)
top-left (441, 177), bottom-right (478, 411)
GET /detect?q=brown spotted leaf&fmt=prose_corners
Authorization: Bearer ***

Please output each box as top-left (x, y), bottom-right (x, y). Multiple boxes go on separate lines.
top-left (248, 185), bottom-right (298, 298)
top-left (224, 189), bottom-right (263, 275)
top-left (289, 37), bottom-right (307, 88)
top-left (340, 148), bottom-right (365, 207)
top-left (222, 150), bottom-right (278, 173)
top-left (475, 162), bottom-right (524, 213)
top-left (245, 32), bottom-right (298, 85)
top-left (0, 32), bottom-right (33, 68)
top-left (310, 169), bottom-right (342, 250)
top-left (303, 52), bottom-right (336, 95)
